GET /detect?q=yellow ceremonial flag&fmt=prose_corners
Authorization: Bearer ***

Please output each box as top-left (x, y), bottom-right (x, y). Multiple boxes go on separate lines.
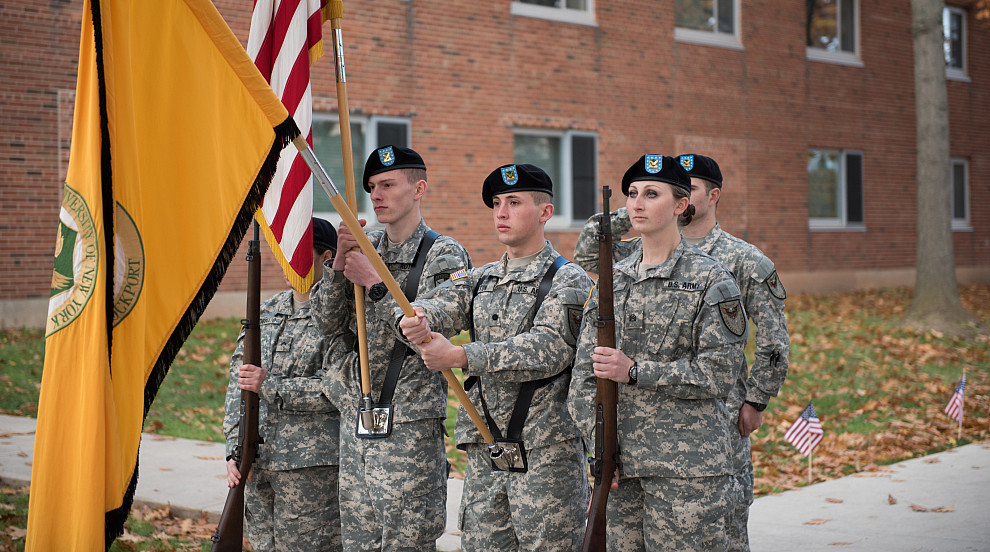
top-left (27, 0), bottom-right (296, 549)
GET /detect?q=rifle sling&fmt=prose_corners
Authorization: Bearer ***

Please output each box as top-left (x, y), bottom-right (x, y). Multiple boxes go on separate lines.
top-left (464, 255), bottom-right (569, 442)
top-left (376, 229), bottom-right (439, 407)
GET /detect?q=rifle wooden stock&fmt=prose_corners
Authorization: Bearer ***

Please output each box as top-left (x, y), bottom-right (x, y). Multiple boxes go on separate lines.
top-left (582, 187), bottom-right (618, 552)
top-left (211, 225), bottom-right (262, 552)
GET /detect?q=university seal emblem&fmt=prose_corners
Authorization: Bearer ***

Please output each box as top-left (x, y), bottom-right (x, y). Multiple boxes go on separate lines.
top-left (47, 184), bottom-right (99, 337)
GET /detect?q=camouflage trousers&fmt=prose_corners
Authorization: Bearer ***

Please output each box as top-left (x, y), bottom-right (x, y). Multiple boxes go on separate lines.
top-left (245, 464), bottom-right (342, 551)
top-left (606, 474), bottom-right (733, 552)
top-left (726, 426), bottom-right (754, 552)
top-left (338, 417), bottom-right (447, 552)
top-left (459, 438), bottom-right (589, 552)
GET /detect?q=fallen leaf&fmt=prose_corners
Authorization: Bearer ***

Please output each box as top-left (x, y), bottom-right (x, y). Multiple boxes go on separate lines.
top-left (0, 504), bottom-right (14, 511)
top-left (910, 504), bottom-right (928, 512)
top-left (159, 467), bottom-right (173, 471)
top-left (931, 506), bottom-right (954, 513)
top-left (195, 455), bottom-right (224, 461)
top-left (804, 518), bottom-right (831, 525)
top-left (888, 494), bottom-right (897, 505)
top-left (16, 451), bottom-right (27, 458)
top-left (828, 543), bottom-right (854, 546)
top-left (117, 531), bottom-right (147, 543)
top-left (825, 497), bottom-right (844, 503)
top-left (6, 526), bottom-right (27, 539)
top-left (923, 457), bottom-right (940, 464)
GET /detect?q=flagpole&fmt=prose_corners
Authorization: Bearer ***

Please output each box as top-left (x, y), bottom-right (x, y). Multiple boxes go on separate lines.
top-left (808, 452), bottom-right (813, 485)
top-left (292, 134), bottom-right (500, 448)
top-left (958, 368), bottom-right (966, 441)
top-left (324, 0), bottom-right (377, 428)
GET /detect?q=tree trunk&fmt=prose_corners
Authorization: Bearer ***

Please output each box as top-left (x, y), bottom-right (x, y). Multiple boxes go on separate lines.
top-left (904, 0), bottom-right (980, 335)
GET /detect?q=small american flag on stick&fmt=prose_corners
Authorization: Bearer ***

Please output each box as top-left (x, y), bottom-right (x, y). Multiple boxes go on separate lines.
top-left (944, 376), bottom-right (966, 423)
top-left (784, 401), bottom-right (824, 457)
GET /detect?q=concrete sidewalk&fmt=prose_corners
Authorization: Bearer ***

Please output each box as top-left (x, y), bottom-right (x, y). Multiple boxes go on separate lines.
top-left (2, 413), bottom-right (988, 551)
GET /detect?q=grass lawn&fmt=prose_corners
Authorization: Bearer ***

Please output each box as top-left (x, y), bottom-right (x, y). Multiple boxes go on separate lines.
top-left (1, 284), bottom-right (988, 550)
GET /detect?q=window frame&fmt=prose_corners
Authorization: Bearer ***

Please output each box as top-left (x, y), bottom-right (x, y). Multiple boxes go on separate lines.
top-left (806, 0), bottom-right (863, 67)
top-left (511, 0), bottom-right (597, 27)
top-left (808, 148), bottom-right (865, 231)
top-left (944, 6), bottom-right (969, 82)
top-left (512, 128), bottom-right (599, 228)
top-left (312, 113), bottom-right (412, 227)
top-left (674, 0), bottom-right (743, 51)
top-left (951, 157), bottom-right (971, 231)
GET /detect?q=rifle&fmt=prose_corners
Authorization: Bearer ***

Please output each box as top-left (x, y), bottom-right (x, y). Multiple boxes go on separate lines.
top-left (210, 223), bottom-right (262, 552)
top-left (581, 186), bottom-right (618, 551)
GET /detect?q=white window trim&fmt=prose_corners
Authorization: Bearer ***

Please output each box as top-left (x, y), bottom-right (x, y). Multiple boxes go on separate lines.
top-left (511, 1), bottom-right (597, 27)
top-left (951, 157), bottom-right (971, 231)
top-left (674, 0), bottom-right (743, 50)
top-left (944, 6), bottom-right (970, 82)
top-left (513, 128), bottom-right (597, 228)
top-left (808, 149), bottom-right (865, 231)
top-left (313, 114), bottom-right (411, 230)
top-left (806, 0), bottom-right (863, 67)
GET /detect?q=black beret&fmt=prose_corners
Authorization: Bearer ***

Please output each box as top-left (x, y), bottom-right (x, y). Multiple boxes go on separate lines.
top-left (482, 164), bottom-right (554, 208)
top-left (677, 154), bottom-right (723, 188)
top-left (363, 145), bottom-right (427, 192)
top-left (621, 155), bottom-right (691, 196)
top-left (312, 217), bottom-right (337, 253)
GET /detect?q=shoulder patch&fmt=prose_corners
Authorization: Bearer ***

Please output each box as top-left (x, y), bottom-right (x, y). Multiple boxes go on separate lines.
top-left (567, 306), bottom-right (583, 340)
top-left (450, 268), bottom-right (468, 281)
top-left (765, 270), bottom-right (786, 300)
top-left (718, 299), bottom-right (747, 337)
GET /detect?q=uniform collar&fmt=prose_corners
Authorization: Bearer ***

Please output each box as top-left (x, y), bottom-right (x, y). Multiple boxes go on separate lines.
top-left (616, 238), bottom-right (689, 282)
top-left (491, 240), bottom-right (558, 283)
top-left (379, 219), bottom-right (430, 263)
top-left (691, 222), bottom-right (724, 255)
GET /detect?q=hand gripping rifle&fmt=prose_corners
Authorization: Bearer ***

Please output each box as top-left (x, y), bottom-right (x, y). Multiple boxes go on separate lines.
top-left (581, 186), bottom-right (618, 551)
top-left (210, 223), bottom-right (262, 552)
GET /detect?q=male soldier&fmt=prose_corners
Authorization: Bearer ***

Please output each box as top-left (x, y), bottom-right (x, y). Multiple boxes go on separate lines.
top-left (223, 217), bottom-right (342, 551)
top-left (572, 154), bottom-right (789, 551)
top-left (311, 145), bottom-right (472, 552)
top-left (397, 163), bottom-right (592, 551)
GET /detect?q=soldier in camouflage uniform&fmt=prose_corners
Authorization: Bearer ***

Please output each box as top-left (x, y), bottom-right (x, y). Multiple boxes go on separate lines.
top-left (223, 217), bottom-right (342, 551)
top-left (311, 146), bottom-right (472, 552)
top-left (573, 154), bottom-right (790, 551)
top-left (567, 155), bottom-right (748, 551)
top-left (397, 164), bottom-right (592, 551)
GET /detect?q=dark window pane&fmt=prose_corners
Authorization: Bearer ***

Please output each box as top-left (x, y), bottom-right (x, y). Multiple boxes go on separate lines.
top-left (717, 0), bottom-right (734, 34)
top-left (845, 153), bottom-right (863, 223)
top-left (376, 122), bottom-right (408, 149)
top-left (677, 0), bottom-right (714, 32)
top-left (808, 150), bottom-right (840, 218)
top-left (312, 118), bottom-right (366, 213)
top-left (521, 0), bottom-right (557, 6)
top-left (840, 0), bottom-right (855, 52)
top-left (807, 0), bottom-right (838, 50)
top-left (948, 12), bottom-right (963, 69)
top-left (952, 163), bottom-right (966, 219)
top-left (571, 136), bottom-right (597, 220)
top-left (514, 135), bottom-right (562, 211)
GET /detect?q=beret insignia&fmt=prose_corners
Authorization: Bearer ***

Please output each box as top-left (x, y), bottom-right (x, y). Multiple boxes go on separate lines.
top-left (645, 154), bottom-right (662, 174)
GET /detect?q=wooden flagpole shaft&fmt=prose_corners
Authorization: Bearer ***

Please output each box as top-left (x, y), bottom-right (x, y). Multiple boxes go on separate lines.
top-left (808, 453), bottom-right (813, 485)
top-left (293, 135), bottom-right (497, 445)
top-left (327, 0), bottom-right (372, 397)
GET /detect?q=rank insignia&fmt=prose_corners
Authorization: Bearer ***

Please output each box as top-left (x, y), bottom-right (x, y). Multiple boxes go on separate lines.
top-left (645, 154), bottom-right (662, 174)
top-left (680, 155), bottom-right (694, 171)
top-left (766, 270), bottom-right (787, 300)
top-left (718, 299), bottom-right (746, 337)
top-left (450, 268), bottom-right (468, 281)
top-left (378, 146), bottom-right (395, 166)
top-left (501, 165), bottom-right (518, 186)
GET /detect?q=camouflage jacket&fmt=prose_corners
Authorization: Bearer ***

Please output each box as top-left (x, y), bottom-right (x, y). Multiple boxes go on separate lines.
top-left (567, 240), bottom-right (748, 478)
top-left (311, 219), bottom-right (472, 422)
top-left (691, 223), bottom-right (789, 418)
top-left (223, 290), bottom-right (339, 471)
top-left (400, 241), bottom-right (593, 449)
top-left (573, 207), bottom-right (639, 274)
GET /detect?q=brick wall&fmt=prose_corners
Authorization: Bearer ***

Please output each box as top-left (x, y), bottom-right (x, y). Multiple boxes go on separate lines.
top-left (2, 0), bottom-right (988, 316)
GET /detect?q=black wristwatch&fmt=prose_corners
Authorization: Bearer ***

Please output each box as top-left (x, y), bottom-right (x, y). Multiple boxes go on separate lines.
top-left (368, 282), bottom-right (388, 302)
top-left (627, 362), bottom-right (638, 386)
top-left (745, 401), bottom-right (767, 412)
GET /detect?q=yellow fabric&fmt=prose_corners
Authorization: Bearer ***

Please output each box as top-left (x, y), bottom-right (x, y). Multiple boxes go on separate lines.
top-left (27, 0), bottom-right (290, 549)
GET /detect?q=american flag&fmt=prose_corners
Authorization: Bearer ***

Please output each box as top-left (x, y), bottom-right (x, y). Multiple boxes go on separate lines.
top-left (247, 0), bottom-right (329, 293)
top-left (784, 401), bottom-right (824, 456)
top-left (944, 376), bottom-right (966, 422)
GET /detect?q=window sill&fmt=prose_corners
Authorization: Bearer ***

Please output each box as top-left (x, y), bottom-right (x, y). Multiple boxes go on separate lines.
top-left (674, 28), bottom-right (743, 51)
top-left (808, 222), bottom-right (866, 232)
top-left (952, 223), bottom-right (973, 232)
top-left (947, 70), bottom-right (971, 83)
top-left (806, 48), bottom-right (864, 68)
top-left (510, 2), bottom-right (597, 27)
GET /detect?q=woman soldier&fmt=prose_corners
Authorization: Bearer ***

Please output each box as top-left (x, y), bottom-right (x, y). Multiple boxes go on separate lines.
top-left (568, 154), bottom-right (748, 551)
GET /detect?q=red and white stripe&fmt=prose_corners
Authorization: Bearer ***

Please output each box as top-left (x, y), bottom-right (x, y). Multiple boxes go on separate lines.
top-left (248, 0), bottom-right (326, 292)
top-left (944, 376), bottom-right (965, 422)
top-left (784, 403), bottom-right (824, 457)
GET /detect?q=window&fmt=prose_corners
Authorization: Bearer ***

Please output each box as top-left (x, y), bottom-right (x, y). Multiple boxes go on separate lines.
top-left (311, 115), bottom-right (411, 220)
top-left (808, 149), bottom-right (863, 229)
top-left (513, 129), bottom-right (598, 226)
top-left (944, 6), bottom-right (968, 81)
top-left (675, 0), bottom-right (742, 49)
top-left (511, 0), bottom-right (596, 26)
top-left (951, 158), bottom-right (970, 230)
top-left (806, 0), bottom-right (860, 66)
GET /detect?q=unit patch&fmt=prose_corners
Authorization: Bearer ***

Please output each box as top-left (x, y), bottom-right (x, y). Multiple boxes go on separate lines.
top-left (645, 155), bottom-right (662, 174)
top-left (766, 270), bottom-right (786, 300)
top-left (567, 306), bottom-right (583, 340)
top-left (718, 299), bottom-right (746, 337)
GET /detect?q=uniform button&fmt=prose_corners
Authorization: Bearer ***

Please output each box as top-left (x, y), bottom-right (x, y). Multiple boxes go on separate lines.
top-left (629, 314), bottom-right (637, 321)
top-left (492, 314), bottom-right (499, 320)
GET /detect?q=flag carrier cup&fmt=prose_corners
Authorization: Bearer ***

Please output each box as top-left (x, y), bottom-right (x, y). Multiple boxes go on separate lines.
top-left (357, 399), bottom-right (393, 438)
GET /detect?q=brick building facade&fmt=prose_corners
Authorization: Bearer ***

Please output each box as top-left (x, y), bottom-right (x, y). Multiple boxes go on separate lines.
top-left (2, 0), bottom-right (987, 328)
